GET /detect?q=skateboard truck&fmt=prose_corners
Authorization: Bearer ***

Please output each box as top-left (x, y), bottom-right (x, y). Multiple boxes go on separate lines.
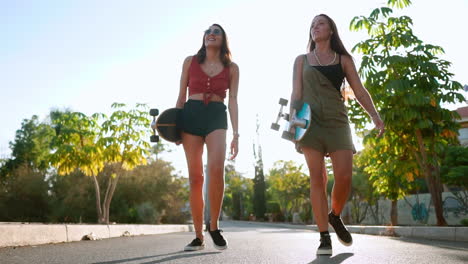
top-left (150, 108), bottom-right (160, 143)
top-left (271, 98), bottom-right (289, 131)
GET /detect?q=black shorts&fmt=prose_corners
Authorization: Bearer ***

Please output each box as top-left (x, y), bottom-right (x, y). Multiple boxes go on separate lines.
top-left (179, 99), bottom-right (228, 137)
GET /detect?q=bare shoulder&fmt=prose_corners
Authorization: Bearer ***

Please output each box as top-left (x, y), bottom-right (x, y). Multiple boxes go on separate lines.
top-left (230, 62), bottom-right (239, 74)
top-left (230, 61), bottom-right (239, 70)
top-left (294, 54), bottom-right (305, 64)
top-left (183, 56), bottom-right (193, 65)
top-left (293, 54), bottom-right (306, 72)
top-left (341, 54), bottom-right (355, 67)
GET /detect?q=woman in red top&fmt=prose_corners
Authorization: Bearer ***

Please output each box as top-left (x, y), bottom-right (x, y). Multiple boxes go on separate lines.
top-left (176, 24), bottom-right (239, 251)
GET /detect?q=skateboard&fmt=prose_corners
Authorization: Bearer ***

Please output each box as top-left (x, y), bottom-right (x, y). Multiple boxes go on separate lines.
top-left (271, 98), bottom-right (311, 142)
top-left (150, 108), bottom-right (182, 143)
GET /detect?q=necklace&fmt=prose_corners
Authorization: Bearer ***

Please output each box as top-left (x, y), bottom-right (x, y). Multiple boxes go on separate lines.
top-left (206, 60), bottom-right (217, 66)
top-left (205, 61), bottom-right (218, 75)
top-left (313, 49), bottom-right (336, 66)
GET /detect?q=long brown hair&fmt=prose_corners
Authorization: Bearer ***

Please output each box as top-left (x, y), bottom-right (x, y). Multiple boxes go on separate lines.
top-left (196, 24), bottom-right (232, 67)
top-left (307, 14), bottom-right (351, 57)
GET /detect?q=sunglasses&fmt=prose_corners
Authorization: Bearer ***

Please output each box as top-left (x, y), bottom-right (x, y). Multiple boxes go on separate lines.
top-left (204, 28), bottom-right (222, 36)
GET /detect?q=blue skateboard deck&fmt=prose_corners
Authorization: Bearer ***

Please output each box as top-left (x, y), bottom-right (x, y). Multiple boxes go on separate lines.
top-left (294, 102), bottom-right (311, 141)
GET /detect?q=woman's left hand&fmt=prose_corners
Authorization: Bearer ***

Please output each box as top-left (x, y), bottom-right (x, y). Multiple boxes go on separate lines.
top-left (295, 142), bottom-right (303, 154)
top-left (229, 138), bottom-right (239, 160)
top-left (372, 115), bottom-right (385, 137)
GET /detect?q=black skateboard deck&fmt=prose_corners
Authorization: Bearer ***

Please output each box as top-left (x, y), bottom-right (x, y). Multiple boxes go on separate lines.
top-left (150, 108), bottom-right (182, 143)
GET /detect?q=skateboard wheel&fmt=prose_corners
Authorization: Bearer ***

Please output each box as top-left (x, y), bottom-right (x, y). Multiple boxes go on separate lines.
top-left (282, 131), bottom-right (294, 141)
top-left (149, 109), bottom-right (159, 116)
top-left (150, 135), bottom-right (159, 142)
top-left (279, 98), bottom-right (288, 106)
top-left (292, 100), bottom-right (303, 111)
top-left (271, 123), bottom-right (280, 131)
top-left (284, 113), bottom-right (290, 121)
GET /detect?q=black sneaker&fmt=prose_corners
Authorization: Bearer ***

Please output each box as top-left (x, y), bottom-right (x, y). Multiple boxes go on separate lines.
top-left (206, 222), bottom-right (228, 250)
top-left (328, 212), bottom-right (353, 246)
top-left (317, 233), bottom-right (332, 255)
top-left (184, 237), bottom-right (205, 251)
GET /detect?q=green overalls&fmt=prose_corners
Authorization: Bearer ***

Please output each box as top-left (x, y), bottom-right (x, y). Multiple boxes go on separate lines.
top-left (298, 54), bottom-right (356, 154)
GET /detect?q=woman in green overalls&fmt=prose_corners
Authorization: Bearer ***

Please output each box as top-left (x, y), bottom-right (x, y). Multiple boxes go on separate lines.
top-left (291, 14), bottom-right (385, 255)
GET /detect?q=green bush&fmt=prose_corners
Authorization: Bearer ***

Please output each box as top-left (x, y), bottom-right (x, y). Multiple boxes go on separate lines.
top-left (461, 219), bottom-right (468, 226)
top-left (266, 201), bottom-right (284, 222)
top-left (266, 201), bottom-right (281, 214)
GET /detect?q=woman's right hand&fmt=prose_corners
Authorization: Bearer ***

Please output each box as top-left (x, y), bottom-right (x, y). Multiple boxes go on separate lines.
top-left (372, 114), bottom-right (385, 137)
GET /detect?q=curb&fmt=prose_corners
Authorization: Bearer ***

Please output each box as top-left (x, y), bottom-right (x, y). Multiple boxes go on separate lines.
top-left (0, 223), bottom-right (194, 248)
top-left (235, 221), bottom-right (468, 242)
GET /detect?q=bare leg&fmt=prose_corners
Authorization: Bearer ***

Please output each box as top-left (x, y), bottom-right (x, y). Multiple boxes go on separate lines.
top-left (182, 132), bottom-right (205, 239)
top-left (205, 129), bottom-right (227, 231)
top-left (329, 150), bottom-right (353, 215)
top-left (322, 160), bottom-right (328, 195)
top-left (302, 147), bottom-right (328, 232)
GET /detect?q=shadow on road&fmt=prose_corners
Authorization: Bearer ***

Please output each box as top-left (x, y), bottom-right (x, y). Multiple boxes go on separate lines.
top-left (308, 253), bottom-right (354, 264)
top-left (256, 229), bottom-right (312, 234)
top-left (92, 251), bottom-right (221, 264)
top-left (388, 236), bottom-right (468, 251)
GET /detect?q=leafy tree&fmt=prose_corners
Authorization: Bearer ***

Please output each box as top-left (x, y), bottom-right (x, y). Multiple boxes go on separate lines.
top-left (440, 145), bottom-right (468, 217)
top-left (355, 133), bottom-right (417, 225)
top-left (49, 110), bottom-right (106, 222)
top-left (0, 115), bottom-right (54, 179)
top-left (267, 160), bottom-right (309, 220)
top-left (150, 139), bottom-right (172, 161)
top-left (0, 164), bottom-right (50, 222)
top-left (441, 146), bottom-right (468, 189)
top-left (111, 160), bottom-right (190, 224)
top-left (0, 116), bottom-right (54, 222)
top-left (49, 103), bottom-right (151, 224)
top-left (48, 171), bottom-right (96, 223)
top-left (223, 162), bottom-right (253, 220)
top-left (253, 116), bottom-right (266, 220)
top-left (47, 159), bottom-right (189, 224)
top-left (350, 154), bottom-right (379, 224)
top-left (349, 0), bottom-right (465, 225)
top-left (0, 105), bottom-right (188, 224)
top-left (98, 103), bottom-right (152, 223)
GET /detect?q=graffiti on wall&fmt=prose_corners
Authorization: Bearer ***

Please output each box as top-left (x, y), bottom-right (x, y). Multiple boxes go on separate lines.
top-left (411, 202), bottom-right (429, 222)
top-left (443, 195), bottom-right (468, 218)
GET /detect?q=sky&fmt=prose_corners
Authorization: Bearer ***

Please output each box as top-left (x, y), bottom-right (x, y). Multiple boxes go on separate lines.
top-left (1, 0), bottom-right (467, 178)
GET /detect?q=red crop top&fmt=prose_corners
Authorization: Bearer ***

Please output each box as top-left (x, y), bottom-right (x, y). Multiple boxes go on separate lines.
top-left (188, 56), bottom-right (230, 105)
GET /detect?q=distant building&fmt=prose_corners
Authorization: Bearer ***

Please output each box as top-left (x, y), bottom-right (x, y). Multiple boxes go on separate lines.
top-left (455, 106), bottom-right (468, 146)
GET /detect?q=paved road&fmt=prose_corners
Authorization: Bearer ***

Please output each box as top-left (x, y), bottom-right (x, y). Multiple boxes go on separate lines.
top-left (1, 221), bottom-right (467, 264)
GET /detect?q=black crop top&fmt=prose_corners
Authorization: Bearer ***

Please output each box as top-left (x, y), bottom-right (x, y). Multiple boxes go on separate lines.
top-left (312, 55), bottom-right (345, 92)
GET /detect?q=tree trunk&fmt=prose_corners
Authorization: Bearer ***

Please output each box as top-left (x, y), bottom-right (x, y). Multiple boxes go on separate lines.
top-left (106, 176), bottom-right (120, 224)
top-left (415, 129), bottom-right (447, 226)
top-left (102, 173), bottom-right (121, 224)
top-left (102, 175), bottom-right (113, 224)
top-left (368, 192), bottom-right (380, 224)
top-left (253, 165), bottom-right (266, 221)
top-left (390, 199), bottom-right (398, 226)
top-left (92, 174), bottom-right (105, 223)
top-left (425, 174), bottom-right (447, 226)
